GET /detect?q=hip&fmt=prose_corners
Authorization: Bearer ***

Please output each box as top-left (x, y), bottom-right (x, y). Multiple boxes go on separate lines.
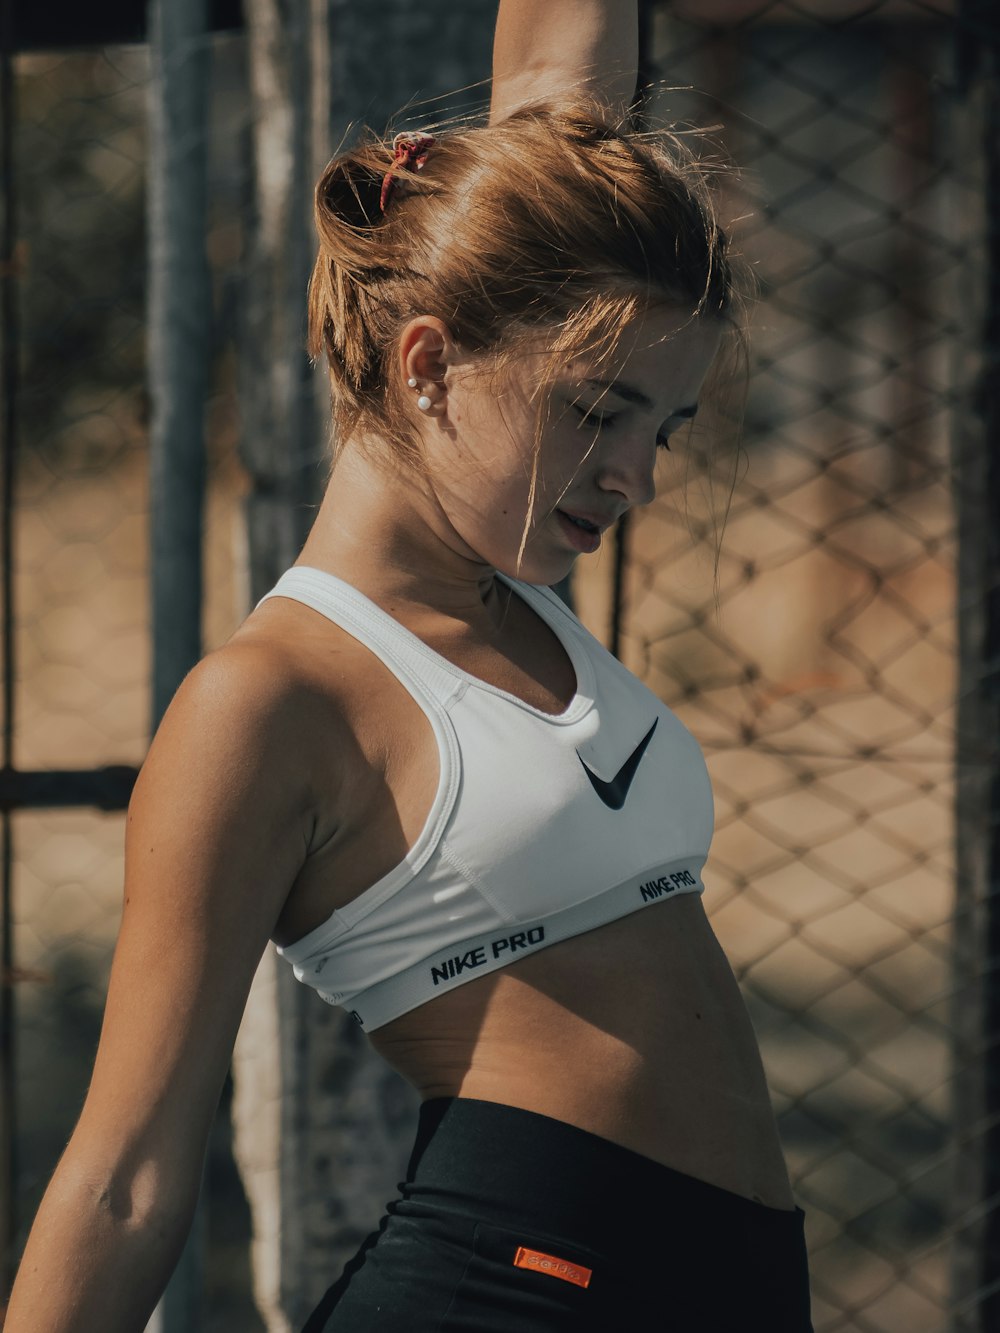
top-left (303, 1094), bottom-right (813, 1332)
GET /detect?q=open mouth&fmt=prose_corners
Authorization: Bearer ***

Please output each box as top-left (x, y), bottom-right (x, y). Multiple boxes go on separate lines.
top-left (555, 509), bottom-right (603, 554)
top-left (557, 511), bottom-right (600, 534)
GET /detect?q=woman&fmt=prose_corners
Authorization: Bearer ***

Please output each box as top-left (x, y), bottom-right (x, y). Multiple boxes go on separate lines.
top-left (6, 1), bottom-right (813, 1328)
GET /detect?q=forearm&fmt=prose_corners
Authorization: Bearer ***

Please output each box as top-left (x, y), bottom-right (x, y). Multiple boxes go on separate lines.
top-left (490, 0), bottom-right (639, 123)
top-left (5, 1159), bottom-right (195, 1333)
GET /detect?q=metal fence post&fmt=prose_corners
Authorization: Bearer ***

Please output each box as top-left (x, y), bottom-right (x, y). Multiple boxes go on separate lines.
top-left (145, 0), bottom-right (213, 1327)
top-left (950, 3), bottom-right (1000, 1330)
top-left (0, 0), bottom-right (19, 1296)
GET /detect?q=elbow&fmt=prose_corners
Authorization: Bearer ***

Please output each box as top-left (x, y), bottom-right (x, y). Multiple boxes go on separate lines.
top-left (56, 1152), bottom-right (199, 1239)
top-left (103, 1163), bottom-right (198, 1235)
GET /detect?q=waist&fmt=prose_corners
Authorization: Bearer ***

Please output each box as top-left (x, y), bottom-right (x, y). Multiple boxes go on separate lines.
top-left (407, 1096), bottom-right (803, 1246)
top-left (417, 1070), bottom-right (794, 1209)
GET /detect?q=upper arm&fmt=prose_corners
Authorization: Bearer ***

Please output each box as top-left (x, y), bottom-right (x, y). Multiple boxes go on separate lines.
top-left (489, 0), bottom-right (639, 126)
top-left (66, 643), bottom-right (316, 1214)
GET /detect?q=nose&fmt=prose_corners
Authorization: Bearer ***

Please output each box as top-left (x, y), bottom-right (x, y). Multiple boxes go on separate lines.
top-left (595, 437), bottom-right (657, 509)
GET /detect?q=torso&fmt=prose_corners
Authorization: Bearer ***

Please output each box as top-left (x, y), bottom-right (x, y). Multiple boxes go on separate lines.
top-left (235, 570), bottom-right (794, 1211)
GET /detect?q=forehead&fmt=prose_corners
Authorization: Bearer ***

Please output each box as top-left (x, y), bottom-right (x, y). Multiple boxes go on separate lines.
top-left (564, 309), bottom-right (723, 401)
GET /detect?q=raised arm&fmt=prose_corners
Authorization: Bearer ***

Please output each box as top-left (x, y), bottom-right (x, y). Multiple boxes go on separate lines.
top-left (489, 0), bottom-right (639, 125)
top-left (5, 643), bottom-right (316, 1332)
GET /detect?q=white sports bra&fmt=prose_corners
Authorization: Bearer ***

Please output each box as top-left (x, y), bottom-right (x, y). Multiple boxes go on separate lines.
top-left (257, 565), bottom-right (715, 1031)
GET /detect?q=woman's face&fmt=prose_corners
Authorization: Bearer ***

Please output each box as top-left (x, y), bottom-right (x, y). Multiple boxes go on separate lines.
top-left (409, 304), bottom-right (724, 585)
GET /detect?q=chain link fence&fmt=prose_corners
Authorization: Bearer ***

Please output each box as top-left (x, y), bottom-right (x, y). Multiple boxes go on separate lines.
top-left (603, 4), bottom-right (989, 1330)
top-left (0, 30), bottom-right (262, 1329)
top-left (1, 2), bottom-right (996, 1330)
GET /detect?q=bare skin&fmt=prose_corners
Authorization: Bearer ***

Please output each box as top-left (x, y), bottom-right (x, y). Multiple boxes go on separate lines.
top-left (5, 7), bottom-right (796, 1329)
top-left (5, 311), bottom-right (791, 1333)
top-left (255, 304), bottom-right (795, 1210)
top-left (252, 588), bottom-right (794, 1209)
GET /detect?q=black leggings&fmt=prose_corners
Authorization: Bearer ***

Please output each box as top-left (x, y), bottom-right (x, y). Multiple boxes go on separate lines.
top-left (303, 1096), bottom-right (813, 1332)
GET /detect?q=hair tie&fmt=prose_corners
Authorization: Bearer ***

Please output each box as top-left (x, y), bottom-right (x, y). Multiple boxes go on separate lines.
top-left (380, 131), bottom-right (435, 213)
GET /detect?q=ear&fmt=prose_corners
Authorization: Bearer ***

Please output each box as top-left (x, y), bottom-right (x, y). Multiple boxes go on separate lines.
top-left (398, 316), bottom-right (453, 387)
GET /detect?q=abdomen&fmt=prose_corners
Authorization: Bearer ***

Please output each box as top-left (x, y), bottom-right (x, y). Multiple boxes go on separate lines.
top-left (370, 894), bottom-right (795, 1209)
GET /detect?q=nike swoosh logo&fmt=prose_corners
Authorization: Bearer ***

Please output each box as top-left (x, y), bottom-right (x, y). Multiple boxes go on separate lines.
top-left (578, 718), bottom-right (658, 810)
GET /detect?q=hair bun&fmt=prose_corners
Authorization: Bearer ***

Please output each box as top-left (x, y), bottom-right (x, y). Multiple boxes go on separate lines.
top-left (315, 153), bottom-right (386, 233)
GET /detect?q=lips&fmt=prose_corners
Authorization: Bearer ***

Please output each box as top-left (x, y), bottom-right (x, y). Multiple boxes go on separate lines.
top-left (561, 511), bottom-right (600, 534)
top-left (555, 508), bottom-right (610, 554)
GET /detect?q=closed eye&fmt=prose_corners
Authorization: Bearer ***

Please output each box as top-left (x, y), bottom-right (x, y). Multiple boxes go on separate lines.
top-left (571, 403), bottom-right (673, 452)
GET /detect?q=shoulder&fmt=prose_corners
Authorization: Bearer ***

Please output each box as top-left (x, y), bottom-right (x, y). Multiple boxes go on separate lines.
top-left (133, 632), bottom-right (341, 856)
top-left (151, 634), bottom-right (321, 761)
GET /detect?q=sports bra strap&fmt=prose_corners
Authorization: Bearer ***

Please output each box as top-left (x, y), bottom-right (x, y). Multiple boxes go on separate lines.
top-left (256, 565), bottom-right (466, 708)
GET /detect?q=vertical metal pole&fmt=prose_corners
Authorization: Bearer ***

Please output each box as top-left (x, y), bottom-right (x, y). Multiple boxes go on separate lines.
top-left (976, 10), bottom-right (1000, 1323)
top-left (0, 0), bottom-right (18, 1295)
top-left (148, 0), bottom-right (212, 727)
top-left (145, 0), bottom-right (212, 1327)
top-left (950, 5), bottom-right (1000, 1331)
top-left (609, 511), bottom-right (629, 660)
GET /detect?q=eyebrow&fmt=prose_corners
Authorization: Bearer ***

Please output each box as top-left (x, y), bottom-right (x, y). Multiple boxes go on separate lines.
top-left (582, 378), bottom-right (699, 419)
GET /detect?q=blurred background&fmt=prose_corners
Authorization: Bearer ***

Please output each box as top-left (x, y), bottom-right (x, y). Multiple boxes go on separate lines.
top-left (0, 1), bottom-right (996, 1330)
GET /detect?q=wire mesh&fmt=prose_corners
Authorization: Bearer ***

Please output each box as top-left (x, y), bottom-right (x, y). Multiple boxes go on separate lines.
top-left (591, 3), bottom-right (978, 1329)
top-left (2, 38), bottom-right (259, 1330)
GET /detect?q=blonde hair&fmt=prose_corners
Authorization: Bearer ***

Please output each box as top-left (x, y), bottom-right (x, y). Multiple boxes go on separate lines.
top-left (308, 92), bottom-right (751, 561)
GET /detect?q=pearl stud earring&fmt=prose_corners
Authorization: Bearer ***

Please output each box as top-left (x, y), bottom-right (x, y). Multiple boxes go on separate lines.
top-left (408, 375), bottom-right (432, 410)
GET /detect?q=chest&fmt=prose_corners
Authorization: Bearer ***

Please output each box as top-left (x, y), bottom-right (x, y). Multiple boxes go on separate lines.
top-left (272, 602), bottom-right (578, 942)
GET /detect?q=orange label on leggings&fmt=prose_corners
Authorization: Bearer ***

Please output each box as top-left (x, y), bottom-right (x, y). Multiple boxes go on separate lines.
top-left (513, 1246), bottom-right (592, 1289)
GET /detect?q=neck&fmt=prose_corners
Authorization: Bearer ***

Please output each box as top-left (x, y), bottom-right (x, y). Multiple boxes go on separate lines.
top-left (297, 441), bottom-right (503, 619)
